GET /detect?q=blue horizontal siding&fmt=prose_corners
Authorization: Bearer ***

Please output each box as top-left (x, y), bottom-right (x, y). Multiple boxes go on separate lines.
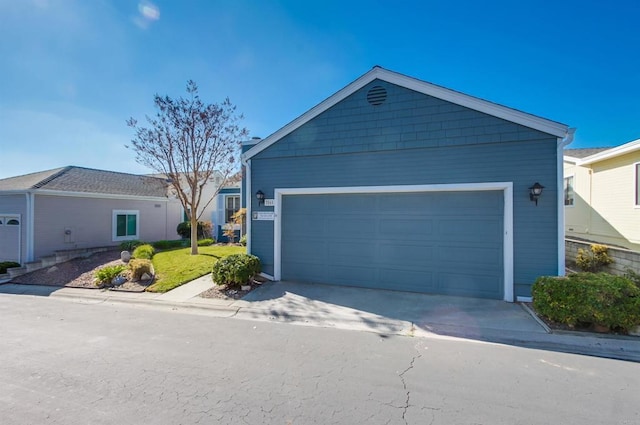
top-left (249, 81), bottom-right (560, 296)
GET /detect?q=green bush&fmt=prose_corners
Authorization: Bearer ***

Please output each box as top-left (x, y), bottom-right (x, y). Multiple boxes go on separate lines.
top-left (152, 239), bottom-right (188, 250)
top-left (132, 244), bottom-right (155, 260)
top-left (212, 254), bottom-right (261, 288)
top-left (575, 244), bottom-right (614, 272)
top-left (129, 259), bottom-right (153, 281)
top-left (119, 240), bottom-right (144, 251)
top-left (95, 264), bottom-right (128, 286)
top-left (176, 221), bottom-right (210, 239)
top-left (0, 261), bottom-right (21, 274)
top-left (532, 273), bottom-right (640, 332)
top-left (623, 268), bottom-right (640, 289)
top-left (240, 234), bottom-right (247, 246)
top-left (197, 238), bottom-right (215, 246)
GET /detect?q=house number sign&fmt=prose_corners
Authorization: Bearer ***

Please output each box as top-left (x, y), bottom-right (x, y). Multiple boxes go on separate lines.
top-left (253, 211), bottom-right (275, 221)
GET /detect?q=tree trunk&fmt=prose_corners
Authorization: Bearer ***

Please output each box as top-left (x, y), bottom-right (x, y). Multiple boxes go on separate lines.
top-left (190, 216), bottom-right (199, 255)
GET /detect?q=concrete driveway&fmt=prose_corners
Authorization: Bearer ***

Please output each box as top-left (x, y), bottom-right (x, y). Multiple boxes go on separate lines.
top-left (233, 281), bottom-right (548, 342)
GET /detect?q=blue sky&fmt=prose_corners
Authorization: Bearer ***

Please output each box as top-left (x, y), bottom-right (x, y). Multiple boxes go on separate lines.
top-left (1, 0), bottom-right (639, 179)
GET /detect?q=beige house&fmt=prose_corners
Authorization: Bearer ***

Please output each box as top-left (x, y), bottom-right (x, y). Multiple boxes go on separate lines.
top-left (564, 139), bottom-right (640, 251)
top-left (0, 166), bottom-right (184, 264)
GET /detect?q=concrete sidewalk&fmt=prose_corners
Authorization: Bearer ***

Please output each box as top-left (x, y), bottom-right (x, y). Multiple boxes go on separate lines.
top-left (1, 278), bottom-right (639, 362)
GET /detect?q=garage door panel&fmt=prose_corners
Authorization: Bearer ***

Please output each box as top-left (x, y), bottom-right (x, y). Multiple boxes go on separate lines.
top-left (379, 268), bottom-right (435, 292)
top-left (328, 242), bottom-right (376, 264)
top-left (327, 217), bottom-right (376, 236)
top-left (378, 243), bottom-right (434, 264)
top-left (378, 218), bottom-right (433, 239)
top-left (285, 215), bottom-right (326, 236)
top-left (328, 265), bottom-right (376, 285)
top-left (438, 272), bottom-right (501, 298)
top-left (285, 262), bottom-right (328, 283)
top-left (328, 194), bottom-right (377, 212)
top-left (437, 218), bottom-right (501, 240)
top-left (281, 191), bottom-right (504, 299)
top-left (282, 239), bottom-right (328, 261)
top-left (437, 246), bottom-right (501, 267)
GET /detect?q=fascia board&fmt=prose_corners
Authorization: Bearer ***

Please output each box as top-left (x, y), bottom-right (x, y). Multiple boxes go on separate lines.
top-left (578, 139), bottom-right (640, 165)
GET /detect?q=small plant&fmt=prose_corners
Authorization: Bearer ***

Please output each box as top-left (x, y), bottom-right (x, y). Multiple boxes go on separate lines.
top-left (0, 261), bottom-right (21, 274)
top-left (623, 267), bottom-right (640, 289)
top-left (212, 254), bottom-right (261, 288)
top-left (197, 238), bottom-right (215, 246)
top-left (95, 264), bottom-right (128, 286)
top-left (152, 239), bottom-right (188, 250)
top-left (129, 259), bottom-right (153, 281)
top-left (239, 234), bottom-right (247, 246)
top-left (532, 273), bottom-right (640, 332)
top-left (575, 243), bottom-right (614, 272)
top-left (119, 240), bottom-right (143, 251)
top-left (223, 223), bottom-right (237, 243)
top-left (132, 244), bottom-right (155, 260)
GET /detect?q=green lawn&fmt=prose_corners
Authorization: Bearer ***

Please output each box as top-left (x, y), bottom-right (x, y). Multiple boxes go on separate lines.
top-left (147, 245), bottom-right (245, 293)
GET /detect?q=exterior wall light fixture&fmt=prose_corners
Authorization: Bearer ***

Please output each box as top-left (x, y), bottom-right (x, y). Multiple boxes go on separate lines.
top-left (256, 190), bottom-right (265, 206)
top-left (529, 182), bottom-right (544, 206)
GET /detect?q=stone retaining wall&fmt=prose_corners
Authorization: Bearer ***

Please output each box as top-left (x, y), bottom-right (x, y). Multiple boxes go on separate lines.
top-left (566, 239), bottom-right (640, 275)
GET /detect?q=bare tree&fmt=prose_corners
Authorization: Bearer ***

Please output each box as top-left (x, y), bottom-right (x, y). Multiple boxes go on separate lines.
top-left (127, 80), bottom-right (248, 255)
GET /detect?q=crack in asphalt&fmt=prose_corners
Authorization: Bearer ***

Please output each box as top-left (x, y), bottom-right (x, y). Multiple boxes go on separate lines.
top-left (398, 346), bottom-right (423, 425)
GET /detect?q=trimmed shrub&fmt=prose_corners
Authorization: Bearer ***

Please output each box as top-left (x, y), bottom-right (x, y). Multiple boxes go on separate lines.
top-left (119, 240), bottom-right (144, 251)
top-left (0, 261), bottom-right (21, 274)
top-left (95, 264), bottom-right (127, 286)
top-left (129, 259), bottom-right (153, 281)
top-left (152, 239), bottom-right (188, 250)
top-left (132, 244), bottom-right (155, 260)
top-left (575, 244), bottom-right (614, 272)
top-left (239, 234), bottom-right (247, 246)
top-left (197, 238), bottom-right (215, 246)
top-left (532, 273), bottom-right (640, 332)
top-left (176, 221), bottom-right (211, 239)
top-left (212, 254), bottom-right (261, 288)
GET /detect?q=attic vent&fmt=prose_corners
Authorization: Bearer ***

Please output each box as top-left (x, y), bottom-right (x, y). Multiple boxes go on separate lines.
top-left (366, 86), bottom-right (387, 106)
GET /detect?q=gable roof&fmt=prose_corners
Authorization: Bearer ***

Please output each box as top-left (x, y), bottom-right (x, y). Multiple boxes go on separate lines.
top-left (0, 166), bottom-right (169, 198)
top-left (564, 138), bottom-right (640, 165)
top-left (243, 66), bottom-right (572, 161)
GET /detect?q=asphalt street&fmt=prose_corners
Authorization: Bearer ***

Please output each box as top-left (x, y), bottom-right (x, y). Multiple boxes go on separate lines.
top-left (0, 294), bottom-right (638, 425)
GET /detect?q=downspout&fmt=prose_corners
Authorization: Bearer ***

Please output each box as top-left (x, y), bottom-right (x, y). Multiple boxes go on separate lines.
top-left (243, 158), bottom-right (252, 255)
top-left (557, 128), bottom-right (576, 276)
top-left (25, 191), bottom-right (35, 263)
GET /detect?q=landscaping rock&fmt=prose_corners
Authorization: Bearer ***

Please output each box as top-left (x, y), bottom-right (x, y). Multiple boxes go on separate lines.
top-left (120, 251), bottom-right (131, 263)
top-left (241, 285), bottom-right (251, 291)
top-left (141, 273), bottom-right (152, 281)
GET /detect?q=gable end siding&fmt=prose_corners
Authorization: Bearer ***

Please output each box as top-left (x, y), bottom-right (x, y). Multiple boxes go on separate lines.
top-left (254, 80), bottom-right (552, 161)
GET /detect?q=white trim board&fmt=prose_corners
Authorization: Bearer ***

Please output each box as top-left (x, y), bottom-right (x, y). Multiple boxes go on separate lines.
top-left (273, 182), bottom-right (515, 302)
top-left (243, 66), bottom-right (570, 161)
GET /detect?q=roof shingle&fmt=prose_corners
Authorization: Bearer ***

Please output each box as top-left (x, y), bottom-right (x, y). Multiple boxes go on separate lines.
top-left (0, 166), bottom-right (169, 198)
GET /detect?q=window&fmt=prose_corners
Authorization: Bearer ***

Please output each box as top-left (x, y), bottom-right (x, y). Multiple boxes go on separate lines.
top-left (636, 164), bottom-right (640, 206)
top-left (7, 219), bottom-right (19, 225)
top-left (564, 176), bottom-right (574, 206)
top-left (112, 210), bottom-right (139, 241)
top-left (225, 195), bottom-right (240, 223)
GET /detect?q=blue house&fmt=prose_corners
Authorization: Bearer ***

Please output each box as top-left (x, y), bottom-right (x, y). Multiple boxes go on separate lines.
top-left (242, 67), bottom-right (574, 301)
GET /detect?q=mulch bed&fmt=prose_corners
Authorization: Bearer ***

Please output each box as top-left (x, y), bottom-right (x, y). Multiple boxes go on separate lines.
top-left (199, 275), bottom-right (268, 300)
top-left (9, 250), bottom-right (151, 293)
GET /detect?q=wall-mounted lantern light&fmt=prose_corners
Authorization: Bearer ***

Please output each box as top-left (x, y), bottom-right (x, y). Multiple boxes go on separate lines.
top-left (256, 190), bottom-right (265, 206)
top-left (529, 182), bottom-right (544, 206)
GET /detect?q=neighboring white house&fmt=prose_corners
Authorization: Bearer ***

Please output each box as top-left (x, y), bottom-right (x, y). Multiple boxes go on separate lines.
top-left (564, 138), bottom-right (640, 250)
